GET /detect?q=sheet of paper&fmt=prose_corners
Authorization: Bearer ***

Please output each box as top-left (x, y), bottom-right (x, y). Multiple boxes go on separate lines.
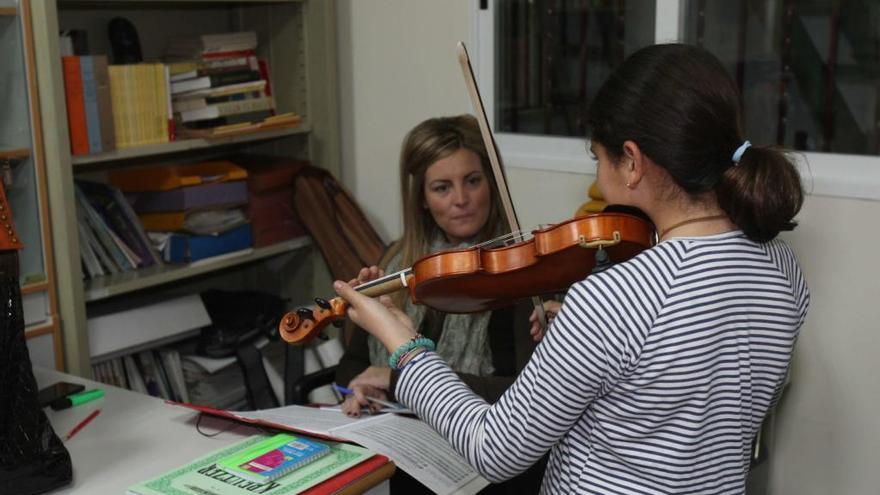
top-left (232, 405), bottom-right (359, 436)
top-left (319, 405), bottom-right (415, 415)
top-left (331, 414), bottom-right (488, 495)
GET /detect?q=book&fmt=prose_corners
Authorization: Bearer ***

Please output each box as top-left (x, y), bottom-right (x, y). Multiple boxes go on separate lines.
top-left (80, 56), bottom-right (102, 153)
top-left (92, 55), bottom-right (117, 152)
top-left (126, 434), bottom-right (379, 495)
top-left (169, 56), bottom-right (259, 82)
top-left (179, 95), bottom-right (274, 123)
top-left (61, 56), bottom-right (88, 155)
top-left (217, 433), bottom-right (331, 484)
top-left (172, 79), bottom-right (266, 100)
top-left (171, 70), bottom-right (262, 95)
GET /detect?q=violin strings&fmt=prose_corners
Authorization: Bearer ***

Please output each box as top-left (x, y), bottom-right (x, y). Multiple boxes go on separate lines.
top-left (475, 229), bottom-right (532, 248)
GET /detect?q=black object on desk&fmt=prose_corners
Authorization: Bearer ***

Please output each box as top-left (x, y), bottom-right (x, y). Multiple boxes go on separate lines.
top-left (0, 209), bottom-right (73, 493)
top-left (37, 382), bottom-right (85, 408)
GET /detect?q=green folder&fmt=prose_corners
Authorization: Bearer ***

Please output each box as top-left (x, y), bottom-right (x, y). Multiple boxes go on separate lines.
top-left (126, 434), bottom-right (373, 495)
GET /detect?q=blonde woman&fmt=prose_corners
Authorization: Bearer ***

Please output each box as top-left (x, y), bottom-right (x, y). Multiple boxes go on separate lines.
top-left (335, 114), bottom-right (545, 494)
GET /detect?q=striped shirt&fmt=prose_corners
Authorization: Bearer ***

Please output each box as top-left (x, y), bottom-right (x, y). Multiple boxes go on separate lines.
top-left (396, 231), bottom-right (809, 494)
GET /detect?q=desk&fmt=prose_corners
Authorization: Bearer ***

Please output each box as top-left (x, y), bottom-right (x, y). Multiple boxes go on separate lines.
top-left (34, 367), bottom-right (389, 494)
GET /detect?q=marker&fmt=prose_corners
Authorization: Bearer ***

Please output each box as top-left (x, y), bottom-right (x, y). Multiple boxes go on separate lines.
top-left (332, 384), bottom-right (404, 410)
top-left (63, 409), bottom-right (101, 441)
top-left (51, 388), bottom-right (105, 410)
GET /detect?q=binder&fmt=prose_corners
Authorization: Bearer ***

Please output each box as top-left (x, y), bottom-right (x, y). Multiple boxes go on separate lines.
top-left (126, 180), bottom-right (248, 213)
top-left (165, 223), bottom-right (252, 263)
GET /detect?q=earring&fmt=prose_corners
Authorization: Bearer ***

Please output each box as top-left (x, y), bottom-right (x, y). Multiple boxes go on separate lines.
top-left (626, 182), bottom-right (632, 188)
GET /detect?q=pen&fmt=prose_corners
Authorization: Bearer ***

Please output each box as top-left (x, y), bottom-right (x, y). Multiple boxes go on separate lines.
top-left (332, 384), bottom-right (403, 410)
top-left (64, 409), bottom-right (101, 441)
top-left (51, 388), bottom-right (105, 410)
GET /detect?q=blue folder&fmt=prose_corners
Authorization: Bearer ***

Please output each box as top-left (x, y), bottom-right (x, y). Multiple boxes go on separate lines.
top-left (166, 223), bottom-right (252, 263)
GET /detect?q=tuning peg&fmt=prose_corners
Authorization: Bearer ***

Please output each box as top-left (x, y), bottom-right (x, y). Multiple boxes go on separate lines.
top-left (314, 297), bottom-right (332, 310)
top-left (296, 307), bottom-right (315, 321)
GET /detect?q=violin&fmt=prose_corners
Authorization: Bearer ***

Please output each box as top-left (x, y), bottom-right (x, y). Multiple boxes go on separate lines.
top-left (278, 42), bottom-right (655, 345)
top-left (279, 209), bottom-right (653, 344)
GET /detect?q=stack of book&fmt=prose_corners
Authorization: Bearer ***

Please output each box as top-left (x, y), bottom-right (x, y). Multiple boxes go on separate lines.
top-left (165, 31), bottom-right (277, 135)
top-left (108, 161), bottom-right (254, 263)
top-left (127, 432), bottom-right (390, 495)
top-left (74, 180), bottom-right (162, 279)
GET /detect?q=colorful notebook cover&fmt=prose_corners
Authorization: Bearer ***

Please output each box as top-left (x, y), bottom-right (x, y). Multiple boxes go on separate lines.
top-left (126, 434), bottom-right (377, 495)
top-left (218, 434), bottom-right (331, 484)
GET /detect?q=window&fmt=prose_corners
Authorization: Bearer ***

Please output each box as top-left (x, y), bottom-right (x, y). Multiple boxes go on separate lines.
top-left (475, 0), bottom-right (880, 200)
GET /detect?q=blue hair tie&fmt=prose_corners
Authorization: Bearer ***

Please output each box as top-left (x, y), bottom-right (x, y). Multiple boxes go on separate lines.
top-left (732, 140), bottom-right (751, 164)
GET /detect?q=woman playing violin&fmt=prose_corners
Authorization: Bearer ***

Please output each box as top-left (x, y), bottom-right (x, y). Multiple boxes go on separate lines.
top-left (334, 44), bottom-right (809, 494)
top-left (335, 114), bottom-right (546, 492)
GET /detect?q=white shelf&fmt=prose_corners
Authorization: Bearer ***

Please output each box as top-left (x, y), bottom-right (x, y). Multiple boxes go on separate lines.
top-left (72, 124), bottom-right (310, 166)
top-left (84, 236), bottom-right (312, 302)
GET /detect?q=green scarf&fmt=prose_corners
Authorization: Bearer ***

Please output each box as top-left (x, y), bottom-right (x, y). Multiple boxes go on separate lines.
top-left (368, 235), bottom-right (494, 376)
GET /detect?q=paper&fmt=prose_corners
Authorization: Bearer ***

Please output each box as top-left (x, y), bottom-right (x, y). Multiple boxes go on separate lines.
top-left (231, 405), bottom-right (488, 495)
top-left (333, 414), bottom-right (488, 495)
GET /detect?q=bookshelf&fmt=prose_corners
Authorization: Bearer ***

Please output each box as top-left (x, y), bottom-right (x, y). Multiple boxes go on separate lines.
top-left (84, 236), bottom-right (312, 302)
top-left (26, 0), bottom-right (340, 375)
top-left (72, 124), bottom-right (311, 166)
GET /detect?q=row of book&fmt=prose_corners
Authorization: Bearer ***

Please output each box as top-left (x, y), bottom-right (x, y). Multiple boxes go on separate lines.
top-left (91, 348), bottom-right (189, 403)
top-left (60, 31), bottom-right (282, 156)
top-left (62, 56), bottom-right (171, 154)
top-left (75, 180), bottom-right (161, 279)
top-left (90, 335), bottom-right (342, 409)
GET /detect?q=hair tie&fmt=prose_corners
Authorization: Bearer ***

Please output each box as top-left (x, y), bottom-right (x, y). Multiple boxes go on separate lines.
top-left (732, 140), bottom-right (751, 164)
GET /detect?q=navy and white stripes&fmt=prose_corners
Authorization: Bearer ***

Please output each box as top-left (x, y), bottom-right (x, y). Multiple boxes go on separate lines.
top-left (396, 231), bottom-right (809, 494)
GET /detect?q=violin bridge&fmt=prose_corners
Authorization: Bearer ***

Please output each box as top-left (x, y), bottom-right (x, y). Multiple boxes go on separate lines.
top-left (578, 231), bottom-right (622, 250)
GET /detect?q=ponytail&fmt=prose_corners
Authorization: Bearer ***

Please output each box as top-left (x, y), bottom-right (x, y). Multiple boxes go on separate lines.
top-left (715, 145), bottom-right (803, 242)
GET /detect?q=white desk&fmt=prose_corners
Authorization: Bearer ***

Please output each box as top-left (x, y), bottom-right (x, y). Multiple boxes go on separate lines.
top-left (34, 367), bottom-right (388, 494)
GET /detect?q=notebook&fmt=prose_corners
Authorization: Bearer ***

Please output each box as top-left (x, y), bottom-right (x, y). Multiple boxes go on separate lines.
top-left (217, 433), bottom-right (331, 483)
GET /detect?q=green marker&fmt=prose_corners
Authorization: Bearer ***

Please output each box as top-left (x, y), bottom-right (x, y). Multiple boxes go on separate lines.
top-left (51, 388), bottom-right (104, 410)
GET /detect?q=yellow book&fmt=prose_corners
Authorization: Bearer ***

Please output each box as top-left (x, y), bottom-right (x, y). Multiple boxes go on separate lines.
top-left (107, 65), bottom-right (127, 148)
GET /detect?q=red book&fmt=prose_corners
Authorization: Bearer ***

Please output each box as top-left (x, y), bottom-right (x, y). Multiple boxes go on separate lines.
top-left (61, 56), bottom-right (89, 155)
top-left (301, 454), bottom-right (395, 495)
top-left (201, 48), bottom-right (257, 60)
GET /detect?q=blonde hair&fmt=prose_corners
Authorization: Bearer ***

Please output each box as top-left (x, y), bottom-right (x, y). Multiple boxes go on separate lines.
top-left (383, 115), bottom-right (505, 306)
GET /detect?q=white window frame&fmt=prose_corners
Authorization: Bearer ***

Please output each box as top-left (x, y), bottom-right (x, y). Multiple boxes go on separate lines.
top-left (473, 0), bottom-right (880, 201)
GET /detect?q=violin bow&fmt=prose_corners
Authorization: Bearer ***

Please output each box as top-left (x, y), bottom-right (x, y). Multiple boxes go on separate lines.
top-left (456, 42), bottom-right (548, 329)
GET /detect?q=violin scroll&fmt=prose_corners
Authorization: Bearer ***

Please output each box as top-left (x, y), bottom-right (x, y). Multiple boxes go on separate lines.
top-left (279, 297), bottom-right (349, 345)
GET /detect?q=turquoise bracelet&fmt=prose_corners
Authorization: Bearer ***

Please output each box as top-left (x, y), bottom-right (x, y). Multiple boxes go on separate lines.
top-left (388, 336), bottom-right (435, 369)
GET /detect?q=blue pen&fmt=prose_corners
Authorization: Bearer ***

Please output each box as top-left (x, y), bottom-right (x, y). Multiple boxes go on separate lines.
top-left (333, 384), bottom-right (403, 410)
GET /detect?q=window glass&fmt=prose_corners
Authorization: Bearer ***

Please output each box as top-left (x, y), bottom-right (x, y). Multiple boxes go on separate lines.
top-left (494, 0), bottom-right (656, 138)
top-left (683, 0), bottom-right (880, 154)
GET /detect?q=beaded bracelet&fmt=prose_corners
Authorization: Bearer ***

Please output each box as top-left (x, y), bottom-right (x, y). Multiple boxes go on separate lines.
top-left (388, 335), bottom-right (435, 370)
top-left (395, 347), bottom-right (426, 369)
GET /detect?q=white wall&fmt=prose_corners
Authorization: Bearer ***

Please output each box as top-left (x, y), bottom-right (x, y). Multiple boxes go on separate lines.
top-left (337, 0), bottom-right (474, 241)
top-left (336, 1), bottom-right (880, 493)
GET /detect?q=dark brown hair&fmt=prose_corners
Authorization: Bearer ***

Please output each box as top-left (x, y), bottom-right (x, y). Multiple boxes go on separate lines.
top-left (587, 44), bottom-right (803, 242)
